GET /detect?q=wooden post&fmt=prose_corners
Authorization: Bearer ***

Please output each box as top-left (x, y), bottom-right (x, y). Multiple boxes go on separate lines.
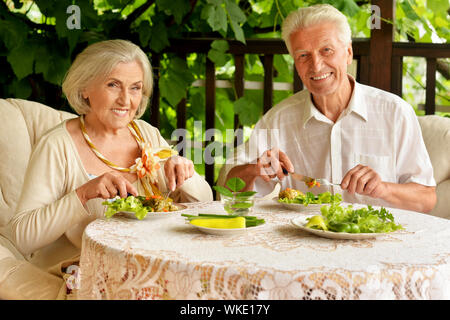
top-left (176, 54), bottom-right (187, 157)
top-left (234, 54), bottom-right (244, 131)
top-left (205, 58), bottom-right (216, 188)
top-left (391, 55), bottom-right (403, 97)
top-left (369, 0), bottom-right (395, 92)
top-left (150, 54), bottom-right (160, 128)
top-left (425, 58), bottom-right (436, 115)
top-left (234, 54), bottom-right (244, 149)
top-left (293, 70), bottom-right (303, 93)
top-left (262, 54), bottom-right (274, 113)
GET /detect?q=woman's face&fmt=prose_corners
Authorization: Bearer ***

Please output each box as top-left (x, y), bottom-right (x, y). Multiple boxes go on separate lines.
top-left (82, 60), bottom-right (144, 131)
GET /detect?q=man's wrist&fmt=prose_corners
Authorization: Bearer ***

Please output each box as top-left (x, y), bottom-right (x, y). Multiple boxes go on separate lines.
top-left (226, 163), bottom-right (258, 191)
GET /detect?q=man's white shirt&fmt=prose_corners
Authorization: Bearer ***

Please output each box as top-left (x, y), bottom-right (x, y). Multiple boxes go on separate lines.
top-left (223, 76), bottom-right (436, 209)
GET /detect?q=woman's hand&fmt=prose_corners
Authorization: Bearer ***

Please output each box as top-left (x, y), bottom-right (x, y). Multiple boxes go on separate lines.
top-left (76, 171), bottom-right (138, 206)
top-left (164, 155), bottom-right (194, 191)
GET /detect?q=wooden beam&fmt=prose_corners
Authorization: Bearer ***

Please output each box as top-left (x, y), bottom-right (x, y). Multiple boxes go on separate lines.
top-left (369, 0), bottom-right (395, 92)
top-left (393, 43), bottom-right (450, 58)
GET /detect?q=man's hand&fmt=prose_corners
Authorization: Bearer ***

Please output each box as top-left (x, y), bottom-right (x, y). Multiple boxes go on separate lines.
top-left (257, 148), bottom-right (294, 182)
top-left (341, 164), bottom-right (437, 213)
top-left (226, 148), bottom-right (294, 191)
top-left (340, 164), bottom-right (388, 198)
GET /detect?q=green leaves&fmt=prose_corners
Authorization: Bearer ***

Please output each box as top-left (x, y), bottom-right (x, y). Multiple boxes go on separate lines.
top-left (207, 40), bottom-right (230, 66)
top-left (201, 0), bottom-right (247, 43)
top-left (213, 177), bottom-right (257, 197)
top-left (7, 42), bottom-right (37, 80)
top-left (226, 177), bottom-right (246, 192)
top-left (35, 47), bottom-right (71, 85)
top-left (233, 96), bottom-right (261, 126)
top-left (0, 19), bottom-right (28, 51)
top-left (159, 56), bottom-right (194, 106)
top-left (138, 20), bottom-right (152, 47)
top-left (330, 0), bottom-right (360, 17)
top-left (150, 20), bottom-right (170, 52)
top-left (225, 0), bottom-right (247, 43)
top-left (156, 0), bottom-right (191, 24)
top-left (201, 1), bottom-right (228, 32)
top-left (213, 185), bottom-right (234, 197)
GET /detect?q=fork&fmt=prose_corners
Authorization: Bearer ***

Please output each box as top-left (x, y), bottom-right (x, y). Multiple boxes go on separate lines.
top-left (314, 178), bottom-right (340, 187)
top-left (282, 168), bottom-right (340, 187)
top-left (163, 190), bottom-right (172, 201)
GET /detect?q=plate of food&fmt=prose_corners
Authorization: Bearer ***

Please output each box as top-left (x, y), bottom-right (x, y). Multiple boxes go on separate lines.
top-left (276, 188), bottom-right (342, 212)
top-left (290, 204), bottom-right (403, 240)
top-left (103, 195), bottom-right (186, 220)
top-left (182, 214), bottom-right (266, 236)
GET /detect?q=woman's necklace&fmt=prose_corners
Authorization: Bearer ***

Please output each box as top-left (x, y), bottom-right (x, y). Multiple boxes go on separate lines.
top-left (79, 115), bottom-right (144, 172)
top-left (79, 115), bottom-right (177, 196)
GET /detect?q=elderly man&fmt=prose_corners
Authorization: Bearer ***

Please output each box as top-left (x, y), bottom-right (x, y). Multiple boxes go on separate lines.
top-left (223, 4), bottom-right (436, 213)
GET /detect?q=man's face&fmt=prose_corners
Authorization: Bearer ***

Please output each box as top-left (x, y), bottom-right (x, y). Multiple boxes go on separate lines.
top-left (289, 22), bottom-right (353, 98)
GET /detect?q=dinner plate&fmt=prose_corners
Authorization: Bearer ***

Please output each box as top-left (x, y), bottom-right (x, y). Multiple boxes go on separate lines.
top-left (119, 203), bottom-right (187, 219)
top-left (189, 221), bottom-right (266, 236)
top-left (275, 199), bottom-right (325, 212)
top-left (290, 216), bottom-right (393, 240)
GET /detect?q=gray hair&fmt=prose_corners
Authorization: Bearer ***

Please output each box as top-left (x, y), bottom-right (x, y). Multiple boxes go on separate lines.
top-left (281, 4), bottom-right (352, 56)
top-left (62, 39), bottom-right (153, 118)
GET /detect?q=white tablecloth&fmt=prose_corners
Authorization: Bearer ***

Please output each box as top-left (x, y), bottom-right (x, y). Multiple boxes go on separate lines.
top-left (78, 201), bottom-right (450, 300)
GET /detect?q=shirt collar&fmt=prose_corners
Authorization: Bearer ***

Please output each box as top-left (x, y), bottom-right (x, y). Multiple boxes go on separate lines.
top-left (345, 75), bottom-right (368, 122)
top-left (302, 75), bottom-right (368, 128)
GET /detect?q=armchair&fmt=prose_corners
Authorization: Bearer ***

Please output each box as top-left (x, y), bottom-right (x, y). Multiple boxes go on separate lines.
top-left (0, 98), bottom-right (76, 299)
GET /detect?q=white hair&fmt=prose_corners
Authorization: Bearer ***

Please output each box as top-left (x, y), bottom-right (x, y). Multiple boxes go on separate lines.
top-left (281, 4), bottom-right (352, 56)
top-left (62, 39), bottom-right (153, 119)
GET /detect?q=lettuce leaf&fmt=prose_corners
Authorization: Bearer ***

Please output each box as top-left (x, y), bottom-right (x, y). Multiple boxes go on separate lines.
top-left (279, 192), bottom-right (342, 206)
top-left (102, 196), bottom-right (149, 220)
top-left (320, 203), bottom-right (403, 233)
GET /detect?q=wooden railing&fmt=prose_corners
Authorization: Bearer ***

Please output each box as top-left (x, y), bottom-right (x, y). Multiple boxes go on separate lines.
top-left (147, 38), bottom-right (450, 187)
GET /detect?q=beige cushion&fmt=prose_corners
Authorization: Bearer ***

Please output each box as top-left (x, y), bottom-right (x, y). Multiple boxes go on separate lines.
top-left (0, 99), bottom-right (76, 231)
top-left (418, 115), bottom-right (450, 219)
top-left (0, 98), bottom-right (76, 299)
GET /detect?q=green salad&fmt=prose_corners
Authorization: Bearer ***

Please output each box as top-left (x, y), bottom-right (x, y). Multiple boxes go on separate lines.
top-left (103, 195), bottom-right (178, 220)
top-left (305, 203), bottom-right (404, 234)
top-left (278, 189), bottom-right (342, 206)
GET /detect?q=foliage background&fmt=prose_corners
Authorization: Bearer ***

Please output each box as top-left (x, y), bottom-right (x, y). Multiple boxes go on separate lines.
top-left (1, 0), bottom-right (449, 179)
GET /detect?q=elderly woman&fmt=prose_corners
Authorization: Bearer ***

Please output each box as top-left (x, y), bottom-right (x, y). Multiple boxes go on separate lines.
top-left (10, 39), bottom-right (213, 298)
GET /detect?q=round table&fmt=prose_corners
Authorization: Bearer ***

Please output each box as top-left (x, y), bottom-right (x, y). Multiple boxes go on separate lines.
top-left (78, 201), bottom-right (450, 300)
